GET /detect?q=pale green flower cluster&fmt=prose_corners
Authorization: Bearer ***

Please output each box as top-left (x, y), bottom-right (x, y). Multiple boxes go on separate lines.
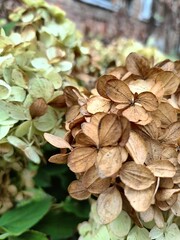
top-left (78, 201), bottom-right (180, 240)
top-left (0, 0), bottom-right (85, 164)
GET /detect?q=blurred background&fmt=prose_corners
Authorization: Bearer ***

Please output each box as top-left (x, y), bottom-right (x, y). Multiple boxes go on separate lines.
top-left (1, 0), bottom-right (179, 58)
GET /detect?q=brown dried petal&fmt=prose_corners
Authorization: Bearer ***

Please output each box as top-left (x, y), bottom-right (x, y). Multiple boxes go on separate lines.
top-left (98, 114), bottom-right (122, 147)
top-left (126, 52), bottom-right (150, 77)
top-left (75, 132), bottom-right (95, 146)
top-left (68, 147), bottom-right (97, 173)
top-left (125, 131), bottom-right (147, 164)
top-left (82, 113), bottom-right (105, 146)
top-left (171, 193), bottom-right (180, 216)
top-left (29, 98), bottom-right (48, 118)
top-left (144, 138), bottom-right (162, 165)
top-left (173, 165), bottom-right (180, 184)
top-left (96, 74), bottom-right (118, 99)
top-left (48, 153), bottom-right (68, 164)
top-left (66, 105), bottom-right (80, 122)
top-left (68, 180), bottom-right (91, 200)
top-left (154, 71), bottom-right (179, 95)
top-left (136, 92), bottom-right (159, 111)
top-left (160, 121), bottom-right (180, 143)
top-left (153, 102), bottom-right (177, 127)
top-left (124, 184), bottom-right (155, 212)
top-left (96, 146), bottom-right (122, 178)
top-left (119, 116), bottom-right (131, 147)
top-left (122, 105), bottom-right (149, 123)
top-left (156, 189), bottom-right (180, 201)
top-left (82, 166), bottom-right (111, 194)
top-left (87, 96), bottom-right (111, 114)
top-left (44, 133), bottom-right (72, 149)
top-left (119, 161), bottom-right (156, 190)
top-left (159, 178), bottom-right (174, 189)
top-left (106, 80), bottom-right (132, 105)
top-left (64, 86), bottom-right (81, 107)
top-left (97, 186), bottom-right (122, 224)
top-left (147, 160), bottom-right (176, 178)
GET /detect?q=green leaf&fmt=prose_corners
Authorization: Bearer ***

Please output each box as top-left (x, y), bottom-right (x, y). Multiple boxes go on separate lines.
top-left (62, 197), bottom-right (90, 218)
top-left (11, 230), bottom-right (48, 240)
top-left (33, 107), bottom-right (57, 132)
top-left (108, 210), bottom-right (131, 238)
top-left (127, 226), bottom-right (151, 240)
top-left (0, 195), bottom-right (52, 237)
top-left (34, 210), bottom-right (83, 240)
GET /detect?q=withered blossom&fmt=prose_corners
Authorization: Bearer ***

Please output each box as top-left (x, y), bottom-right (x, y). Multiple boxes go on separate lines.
top-left (45, 53), bottom-right (180, 227)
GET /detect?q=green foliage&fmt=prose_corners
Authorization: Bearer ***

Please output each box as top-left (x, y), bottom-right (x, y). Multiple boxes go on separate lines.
top-left (10, 230), bottom-right (48, 240)
top-left (0, 192), bottom-right (52, 238)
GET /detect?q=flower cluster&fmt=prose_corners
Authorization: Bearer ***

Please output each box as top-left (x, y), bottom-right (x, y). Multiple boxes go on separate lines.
top-left (45, 52), bottom-right (180, 228)
top-left (0, 0), bottom-right (85, 213)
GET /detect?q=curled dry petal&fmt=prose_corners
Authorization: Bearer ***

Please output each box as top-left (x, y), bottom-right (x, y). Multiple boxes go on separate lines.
top-left (82, 166), bottom-right (111, 194)
top-left (124, 183), bottom-right (155, 212)
top-left (119, 116), bottom-right (130, 147)
top-left (156, 189), bottom-right (180, 202)
top-left (48, 153), bottom-right (68, 164)
top-left (125, 52), bottom-right (150, 77)
top-left (106, 80), bottom-right (133, 105)
top-left (119, 161), bottom-right (156, 190)
top-left (86, 96), bottom-right (111, 114)
top-left (81, 112), bottom-right (105, 147)
top-left (67, 147), bottom-right (97, 173)
top-left (147, 160), bottom-right (176, 178)
top-left (154, 71), bottom-right (180, 95)
top-left (75, 132), bottom-right (95, 146)
top-left (125, 131), bottom-right (147, 164)
top-left (29, 98), bottom-right (48, 118)
top-left (98, 114), bottom-right (122, 147)
top-left (64, 86), bottom-right (81, 107)
top-left (97, 186), bottom-right (122, 224)
top-left (136, 92), bottom-right (159, 111)
top-left (44, 133), bottom-right (72, 149)
top-left (68, 180), bottom-right (91, 200)
top-left (96, 74), bottom-right (118, 99)
top-left (96, 146), bottom-right (122, 178)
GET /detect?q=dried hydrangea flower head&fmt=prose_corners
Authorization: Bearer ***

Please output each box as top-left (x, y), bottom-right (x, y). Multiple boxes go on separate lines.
top-left (45, 53), bottom-right (180, 229)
